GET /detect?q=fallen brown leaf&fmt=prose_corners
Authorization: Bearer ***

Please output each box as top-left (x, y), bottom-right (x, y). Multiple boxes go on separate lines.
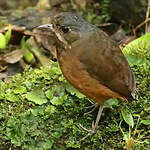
top-left (3, 49), bottom-right (24, 64)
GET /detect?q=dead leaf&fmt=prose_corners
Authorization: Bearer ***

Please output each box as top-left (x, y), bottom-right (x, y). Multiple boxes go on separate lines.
top-left (0, 66), bottom-right (7, 72)
top-left (0, 72), bottom-right (8, 79)
top-left (33, 28), bottom-right (57, 59)
top-left (3, 49), bottom-right (24, 64)
top-left (0, 25), bottom-right (26, 33)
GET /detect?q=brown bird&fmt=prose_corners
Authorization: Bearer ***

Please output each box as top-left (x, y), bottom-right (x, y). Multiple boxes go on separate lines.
top-left (37, 12), bottom-right (136, 139)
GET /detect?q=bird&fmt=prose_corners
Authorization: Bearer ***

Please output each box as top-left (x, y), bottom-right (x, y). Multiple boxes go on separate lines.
top-left (37, 12), bottom-right (136, 139)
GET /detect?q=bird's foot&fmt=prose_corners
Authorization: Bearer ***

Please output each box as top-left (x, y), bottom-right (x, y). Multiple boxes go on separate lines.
top-left (80, 106), bottom-right (104, 141)
top-left (84, 103), bottom-right (98, 115)
top-left (79, 121), bottom-right (103, 141)
top-left (79, 121), bottom-right (97, 140)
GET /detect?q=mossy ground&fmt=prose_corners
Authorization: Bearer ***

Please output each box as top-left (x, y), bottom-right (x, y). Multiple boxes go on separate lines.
top-left (0, 0), bottom-right (149, 149)
top-left (0, 35), bottom-right (150, 150)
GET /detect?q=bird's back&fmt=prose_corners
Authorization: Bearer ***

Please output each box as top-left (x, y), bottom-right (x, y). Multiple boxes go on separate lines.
top-left (58, 27), bottom-right (136, 103)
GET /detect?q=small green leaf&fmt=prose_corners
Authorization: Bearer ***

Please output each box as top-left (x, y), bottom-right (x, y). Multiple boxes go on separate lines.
top-left (21, 36), bottom-right (26, 49)
top-left (0, 33), bottom-right (6, 49)
top-left (125, 55), bottom-right (145, 65)
top-left (51, 95), bottom-right (68, 105)
top-left (14, 86), bottom-right (27, 94)
top-left (21, 36), bottom-right (35, 63)
top-left (121, 108), bottom-right (134, 128)
top-left (5, 89), bottom-right (20, 102)
top-left (45, 88), bottom-right (53, 100)
top-left (5, 93), bottom-right (20, 102)
top-left (141, 120), bottom-right (150, 125)
top-left (45, 85), bottom-right (67, 105)
top-left (104, 98), bottom-right (119, 107)
top-left (5, 24), bottom-right (12, 45)
top-left (65, 83), bottom-right (85, 98)
top-left (23, 51), bottom-right (34, 63)
top-left (26, 87), bottom-right (47, 105)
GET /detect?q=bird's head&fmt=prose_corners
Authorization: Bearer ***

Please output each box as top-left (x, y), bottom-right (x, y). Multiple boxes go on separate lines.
top-left (37, 12), bottom-right (94, 47)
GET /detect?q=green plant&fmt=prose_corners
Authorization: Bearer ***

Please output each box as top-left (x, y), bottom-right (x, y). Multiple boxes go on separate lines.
top-left (101, 0), bottom-right (111, 21)
top-left (120, 107), bottom-right (135, 150)
top-left (0, 25), bottom-right (12, 49)
top-left (21, 36), bottom-right (35, 63)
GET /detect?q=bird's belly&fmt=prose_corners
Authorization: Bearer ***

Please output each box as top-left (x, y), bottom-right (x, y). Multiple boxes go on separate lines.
top-left (59, 55), bottom-right (126, 105)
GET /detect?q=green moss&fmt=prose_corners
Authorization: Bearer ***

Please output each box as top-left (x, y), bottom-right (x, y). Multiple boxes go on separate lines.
top-left (123, 33), bottom-right (150, 60)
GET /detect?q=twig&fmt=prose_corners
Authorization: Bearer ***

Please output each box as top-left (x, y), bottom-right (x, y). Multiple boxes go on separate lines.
top-left (133, 18), bottom-right (150, 36)
top-left (133, 0), bottom-right (150, 35)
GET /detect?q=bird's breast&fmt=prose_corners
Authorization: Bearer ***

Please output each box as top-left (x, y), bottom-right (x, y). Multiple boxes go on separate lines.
top-left (58, 52), bottom-right (126, 105)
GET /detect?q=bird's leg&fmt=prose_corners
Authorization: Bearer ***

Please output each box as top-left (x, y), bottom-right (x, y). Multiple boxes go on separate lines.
top-left (80, 105), bottom-right (104, 140)
top-left (84, 103), bottom-right (99, 115)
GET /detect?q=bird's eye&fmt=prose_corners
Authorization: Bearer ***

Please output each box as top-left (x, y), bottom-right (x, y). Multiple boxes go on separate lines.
top-left (61, 26), bottom-right (69, 33)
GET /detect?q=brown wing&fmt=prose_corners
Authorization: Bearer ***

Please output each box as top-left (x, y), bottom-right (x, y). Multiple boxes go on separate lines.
top-left (75, 29), bottom-right (136, 100)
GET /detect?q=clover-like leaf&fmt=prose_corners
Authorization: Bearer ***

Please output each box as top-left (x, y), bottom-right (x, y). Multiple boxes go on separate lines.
top-left (26, 87), bottom-right (47, 105)
top-left (121, 108), bottom-right (134, 128)
top-left (45, 85), bottom-right (67, 105)
top-left (104, 98), bottom-right (119, 107)
top-left (141, 120), bottom-right (150, 125)
top-left (65, 83), bottom-right (85, 98)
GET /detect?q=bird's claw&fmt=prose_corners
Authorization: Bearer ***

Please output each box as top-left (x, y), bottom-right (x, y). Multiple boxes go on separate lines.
top-left (79, 106), bottom-right (104, 140)
top-left (79, 121), bottom-right (97, 141)
top-left (84, 104), bottom-right (98, 115)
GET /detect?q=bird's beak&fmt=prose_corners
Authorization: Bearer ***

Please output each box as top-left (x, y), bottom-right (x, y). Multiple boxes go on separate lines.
top-left (36, 24), bottom-right (71, 49)
top-left (36, 24), bottom-right (54, 30)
